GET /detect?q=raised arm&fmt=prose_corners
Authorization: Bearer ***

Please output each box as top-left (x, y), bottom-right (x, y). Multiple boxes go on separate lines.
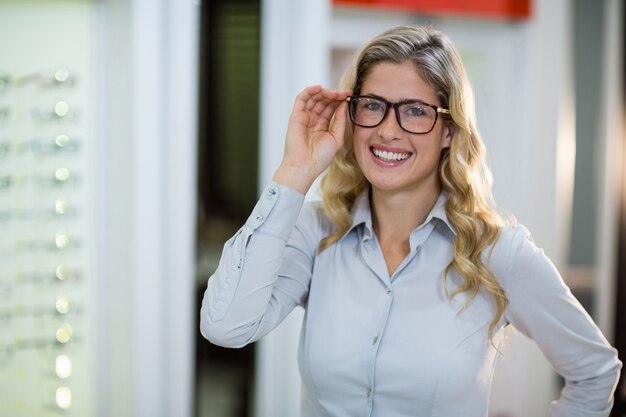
top-left (200, 86), bottom-right (350, 348)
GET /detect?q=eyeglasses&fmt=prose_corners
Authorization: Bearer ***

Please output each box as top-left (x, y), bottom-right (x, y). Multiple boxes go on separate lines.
top-left (346, 95), bottom-right (450, 134)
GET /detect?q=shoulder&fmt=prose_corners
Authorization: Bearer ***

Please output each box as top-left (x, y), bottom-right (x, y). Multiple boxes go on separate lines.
top-left (487, 224), bottom-right (542, 289)
top-left (488, 223), bottom-right (531, 260)
top-left (495, 224), bottom-right (533, 252)
top-left (293, 199), bottom-right (335, 248)
top-left (298, 199), bottom-right (332, 229)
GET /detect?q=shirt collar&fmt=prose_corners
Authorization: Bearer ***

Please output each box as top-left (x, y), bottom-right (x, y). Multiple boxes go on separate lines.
top-left (350, 187), bottom-right (374, 240)
top-left (425, 191), bottom-right (457, 236)
top-left (345, 187), bottom-right (457, 241)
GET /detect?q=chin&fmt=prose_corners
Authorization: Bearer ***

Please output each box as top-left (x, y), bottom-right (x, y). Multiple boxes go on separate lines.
top-left (365, 176), bottom-right (405, 193)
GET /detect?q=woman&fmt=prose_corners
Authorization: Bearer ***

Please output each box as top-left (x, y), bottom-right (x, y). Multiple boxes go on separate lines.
top-left (200, 25), bottom-right (621, 416)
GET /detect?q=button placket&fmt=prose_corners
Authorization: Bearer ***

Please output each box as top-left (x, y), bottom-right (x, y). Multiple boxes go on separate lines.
top-left (366, 283), bottom-right (393, 412)
top-left (360, 240), bottom-right (391, 289)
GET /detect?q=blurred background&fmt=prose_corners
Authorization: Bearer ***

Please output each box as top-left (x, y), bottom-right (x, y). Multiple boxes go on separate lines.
top-left (0, 0), bottom-right (624, 416)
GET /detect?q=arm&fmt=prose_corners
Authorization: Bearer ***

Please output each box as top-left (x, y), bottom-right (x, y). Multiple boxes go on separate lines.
top-left (200, 86), bottom-right (351, 348)
top-left (200, 182), bottom-right (316, 347)
top-left (504, 227), bottom-right (622, 417)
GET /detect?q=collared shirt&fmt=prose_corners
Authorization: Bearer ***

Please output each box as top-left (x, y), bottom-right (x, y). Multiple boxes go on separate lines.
top-left (200, 182), bottom-right (621, 417)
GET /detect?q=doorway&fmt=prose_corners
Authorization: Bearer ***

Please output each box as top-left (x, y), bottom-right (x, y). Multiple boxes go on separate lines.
top-left (195, 0), bottom-right (261, 416)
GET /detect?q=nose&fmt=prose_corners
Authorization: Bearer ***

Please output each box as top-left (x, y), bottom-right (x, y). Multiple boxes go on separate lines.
top-left (376, 106), bottom-right (403, 141)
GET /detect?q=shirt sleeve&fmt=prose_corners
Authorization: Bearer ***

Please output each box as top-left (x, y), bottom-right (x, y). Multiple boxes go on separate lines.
top-left (200, 182), bottom-right (321, 348)
top-left (503, 226), bottom-right (622, 417)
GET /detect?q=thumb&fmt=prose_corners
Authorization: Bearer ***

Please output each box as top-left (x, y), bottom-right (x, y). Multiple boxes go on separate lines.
top-left (330, 100), bottom-right (349, 147)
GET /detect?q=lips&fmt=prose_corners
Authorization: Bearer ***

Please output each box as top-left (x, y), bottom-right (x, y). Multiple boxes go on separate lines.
top-left (370, 146), bottom-right (412, 163)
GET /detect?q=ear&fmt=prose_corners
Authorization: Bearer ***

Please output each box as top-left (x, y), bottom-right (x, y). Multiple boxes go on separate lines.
top-left (440, 120), bottom-right (455, 149)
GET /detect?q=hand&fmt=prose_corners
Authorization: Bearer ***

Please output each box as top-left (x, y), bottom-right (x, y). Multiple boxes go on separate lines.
top-left (273, 85), bottom-right (352, 194)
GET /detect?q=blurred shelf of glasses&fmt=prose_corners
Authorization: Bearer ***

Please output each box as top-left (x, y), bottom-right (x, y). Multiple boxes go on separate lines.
top-left (0, 1), bottom-right (98, 416)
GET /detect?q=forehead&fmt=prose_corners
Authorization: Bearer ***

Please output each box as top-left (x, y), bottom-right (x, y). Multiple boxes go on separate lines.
top-left (360, 61), bottom-right (439, 104)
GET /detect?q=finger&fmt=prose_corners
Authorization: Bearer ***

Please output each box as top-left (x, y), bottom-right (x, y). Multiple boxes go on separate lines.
top-left (310, 87), bottom-right (350, 119)
top-left (306, 86), bottom-right (345, 112)
top-left (305, 91), bottom-right (326, 112)
top-left (310, 96), bottom-right (337, 117)
top-left (293, 85), bottom-right (322, 112)
top-left (321, 87), bottom-right (352, 101)
top-left (315, 98), bottom-right (343, 128)
top-left (329, 101), bottom-right (349, 144)
top-left (297, 86), bottom-right (351, 112)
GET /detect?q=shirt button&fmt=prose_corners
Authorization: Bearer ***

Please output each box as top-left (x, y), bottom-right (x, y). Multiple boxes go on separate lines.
top-left (372, 336), bottom-right (379, 345)
top-left (255, 215), bottom-right (264, 222)
top-left (416, 245), bottom-right (422, 252)
top-left (386, 287), bottom-right (391, 295)
top-left (366, 388), bottom-right (372, 398)
top-left (267, 188), bottom-right (276, 196)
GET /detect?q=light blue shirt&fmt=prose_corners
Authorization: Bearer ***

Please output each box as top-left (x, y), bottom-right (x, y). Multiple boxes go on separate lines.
top-left (200, 182), bottom-right (621, 417)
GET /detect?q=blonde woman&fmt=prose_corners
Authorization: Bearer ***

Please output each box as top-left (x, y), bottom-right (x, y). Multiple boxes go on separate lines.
top-left (200, 25), bottom-right (621, 416)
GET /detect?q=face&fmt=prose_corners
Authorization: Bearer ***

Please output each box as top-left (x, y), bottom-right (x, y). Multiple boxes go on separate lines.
top-left (352, 61), bottom-right (453, 196)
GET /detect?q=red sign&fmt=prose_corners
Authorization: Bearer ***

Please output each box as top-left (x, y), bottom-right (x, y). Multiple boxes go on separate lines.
top-left (333, 0), bottom-right (531, 20)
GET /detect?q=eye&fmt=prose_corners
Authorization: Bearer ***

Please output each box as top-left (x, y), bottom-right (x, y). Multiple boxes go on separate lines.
top-left (360, 99), bottom-right (385, 112)
top-left (404, 104), bottom-right (428, 117)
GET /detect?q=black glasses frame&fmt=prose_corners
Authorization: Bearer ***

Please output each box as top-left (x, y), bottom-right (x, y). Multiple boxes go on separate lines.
top-left (346, 95), bottom-right (451, 134)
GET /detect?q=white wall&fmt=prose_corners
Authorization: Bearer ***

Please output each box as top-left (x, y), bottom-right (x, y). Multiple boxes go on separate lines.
top-left (97, 1), bottom-right (199, 416)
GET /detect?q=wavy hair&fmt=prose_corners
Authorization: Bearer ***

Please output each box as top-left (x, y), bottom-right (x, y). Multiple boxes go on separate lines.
top-left (319, 25), bottom-right (508, 341)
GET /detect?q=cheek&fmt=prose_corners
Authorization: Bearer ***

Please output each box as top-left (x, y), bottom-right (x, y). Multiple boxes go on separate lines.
top-left (352, 131), bottom-right (369, 160)
top-left (438, 132), bottom-right (451, 150)
top-left (415, 130), bottom-right (446, 154)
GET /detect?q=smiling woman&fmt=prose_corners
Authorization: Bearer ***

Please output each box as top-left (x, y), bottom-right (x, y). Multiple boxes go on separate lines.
top-left (200, 25), bottom-right (622, 417)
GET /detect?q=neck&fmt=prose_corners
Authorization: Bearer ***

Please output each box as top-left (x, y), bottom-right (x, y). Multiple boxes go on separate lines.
top-left (371, 180), bottom-right (441, 245)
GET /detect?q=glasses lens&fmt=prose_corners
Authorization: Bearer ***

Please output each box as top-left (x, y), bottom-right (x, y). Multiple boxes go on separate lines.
top-left (397, 102), bottom-right (437, 134)
top-left (349, 97), bottom-right (386, 127)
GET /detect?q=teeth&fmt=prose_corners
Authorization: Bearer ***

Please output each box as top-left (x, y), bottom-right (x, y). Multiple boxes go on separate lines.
top-left (372, 147), bottom-right (411, 162)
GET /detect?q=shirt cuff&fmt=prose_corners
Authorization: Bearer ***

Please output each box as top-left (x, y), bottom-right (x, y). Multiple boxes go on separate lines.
top-left (244, 182), bottom-right (305, 241)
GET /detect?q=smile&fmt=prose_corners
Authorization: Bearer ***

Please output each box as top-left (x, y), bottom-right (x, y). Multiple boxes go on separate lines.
top-left (370, 146), bottom-right (412, 162)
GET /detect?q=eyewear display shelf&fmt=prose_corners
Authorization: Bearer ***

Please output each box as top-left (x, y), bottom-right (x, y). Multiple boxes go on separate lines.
top-left (0, 3), bottom-right (97, 417)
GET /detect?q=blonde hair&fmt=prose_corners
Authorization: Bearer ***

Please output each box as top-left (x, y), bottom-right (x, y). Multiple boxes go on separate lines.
top-left (319, 25), bottom-right (508, 341)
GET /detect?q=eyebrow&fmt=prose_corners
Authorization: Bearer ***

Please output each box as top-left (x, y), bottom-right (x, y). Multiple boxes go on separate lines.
top-left (362, 93), bottom-right (435, 106)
